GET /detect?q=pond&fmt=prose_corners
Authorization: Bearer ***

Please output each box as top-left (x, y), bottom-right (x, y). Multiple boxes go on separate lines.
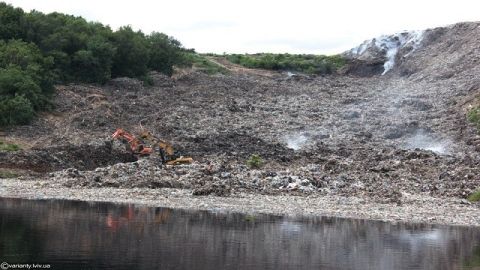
top-left (0, 198), bottom-right (479, 270)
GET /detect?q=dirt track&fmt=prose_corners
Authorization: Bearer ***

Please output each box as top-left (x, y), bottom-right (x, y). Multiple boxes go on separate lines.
top-left (1, 22), bottom-right (480, 223)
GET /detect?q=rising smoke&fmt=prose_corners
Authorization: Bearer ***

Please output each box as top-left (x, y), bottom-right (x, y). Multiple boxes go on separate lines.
top-left (405, 130), bottom-right (452, 155)
top-left (349, 30), bottom-right (424, 75)
top-left (285, 133), bottom-right (308, 150)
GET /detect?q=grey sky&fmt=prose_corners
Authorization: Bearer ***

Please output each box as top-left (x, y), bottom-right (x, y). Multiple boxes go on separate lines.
top-left (4, 0), bottom-right (480, 54)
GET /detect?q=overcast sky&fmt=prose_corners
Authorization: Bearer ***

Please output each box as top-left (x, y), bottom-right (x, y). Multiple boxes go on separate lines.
top-left (4, 0), bottom-right (480, 54)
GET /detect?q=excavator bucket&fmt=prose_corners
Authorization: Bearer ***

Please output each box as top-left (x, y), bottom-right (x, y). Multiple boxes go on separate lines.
top-left (165, 157), bottom-right (193, 165)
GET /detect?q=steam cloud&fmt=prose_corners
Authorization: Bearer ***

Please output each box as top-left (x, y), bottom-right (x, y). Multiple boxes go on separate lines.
top-left (285, 134), bottom-right (308, 150)
top-left (405, 130), bottom-right (451, 155)
top-left (350, 30), bottom-right (424, 75)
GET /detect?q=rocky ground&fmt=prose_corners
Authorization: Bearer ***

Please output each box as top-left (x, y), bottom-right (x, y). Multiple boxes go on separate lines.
top-left (1, 22), bottom-right (480, 225)
top-left (1, 179), bottom-right (479, 226)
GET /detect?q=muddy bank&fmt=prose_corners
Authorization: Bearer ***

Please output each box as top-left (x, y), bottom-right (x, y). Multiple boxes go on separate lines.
top-left (0, 142), bottom-right (136, 173)
top-left (1, 179), bottom-right (479, 226)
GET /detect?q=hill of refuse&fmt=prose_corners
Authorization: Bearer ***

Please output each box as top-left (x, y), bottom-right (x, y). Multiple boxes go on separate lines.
top-left (1, 22), bottom-right (480, 203)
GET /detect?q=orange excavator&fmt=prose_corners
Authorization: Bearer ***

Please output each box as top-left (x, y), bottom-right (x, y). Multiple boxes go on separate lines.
top-left (112, 128), bottom-right (193, 165)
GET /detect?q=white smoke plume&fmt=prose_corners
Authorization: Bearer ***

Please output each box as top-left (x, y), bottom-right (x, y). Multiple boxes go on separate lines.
top-left (349, 30), bottom-right (424, 75)
top-left (405, 130), bottom-right (452, 155)
top-left (285, 133), bottom-right (308, 150)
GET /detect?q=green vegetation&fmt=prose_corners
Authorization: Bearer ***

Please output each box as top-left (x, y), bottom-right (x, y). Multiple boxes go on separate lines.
top-left (0, 169), bottom-right (19, 178)
top-left (247, 154), bottom-right (263, 168)
top-left (226, 53), bottom-right (346, 75)
top-left (464, 107), bottom-right (480, 203)
top-left (139, 74), bottom-right (154, 86)
top-left (0, 2), bottom-right (196, 126)
top-left (0, 141), bottom-right (21, 151)
top-left (0, 39), bottom-right (54, 125)
top-left (148, 32), bottom-right (188, 76)
top-left (111, 26), bottom-right (149, 78)
top-left (468, 190), bottom-right (480, 202)
top-left (467, 106), bottom-right (480, 130)
top-left (183, 53), bottom-right (229, 75)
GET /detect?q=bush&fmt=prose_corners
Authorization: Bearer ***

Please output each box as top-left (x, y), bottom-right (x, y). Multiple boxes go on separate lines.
top-left (467, 107), bottom-right (480, 129)
top-left (139, 74), bottom-right (154, 86)
top-left (0, 66), bottom-right (44, 107)
top-left (468, 190), bottom-right (480, 202)
top-left (71, 36), bottom-right (116, 83)
top-left (0, 141), bottom-right (21, 151)
top-left (0, 169), bottom-right (19, 178)
top-left (225, 53), bottom-right (346, 75)
top-left (147, 32), bottom-right (184, 76)
top-left (0, 95), bottom-right (35, 125)
top-left (0, 40), bottom-right (53, 126)
top-left (247, 154), bottom-right (263, 168)
top-left (0, 39), bottom-right (54, 96)
top-left (111, 26), bottom-right (149, 78)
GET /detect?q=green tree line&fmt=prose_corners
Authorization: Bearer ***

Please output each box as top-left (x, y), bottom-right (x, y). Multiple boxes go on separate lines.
top-left (226, 53), bottom-right (346, 75)
top-left (0, 2), bottom-right (189, 126)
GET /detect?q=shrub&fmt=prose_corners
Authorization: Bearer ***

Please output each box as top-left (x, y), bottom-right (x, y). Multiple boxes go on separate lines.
top-left (0, 141), bottom-right (21, 151)
top-left (0, 40), bottom-right (53, 126)
top-left (0, 39), bottom-right (54, 95)
top-left (225, 53), bottom-right (346, 75)
top-left (0, 95), bottom-right (35, 125)
top-left (71, 36), bottom-right (116, 83)
top-left (247, 154), bottom-right (263, 168)
top-left (111, 26), bottom-right (149, 78)
top-left (0, 66), bottom-right (44, 107)
top-left (139, 74), bottom-right (154, 86)
top-left (147, 32), bottom-right (184, 76)
top-left (0, 169), bottom-right (19, 178)
top-left (467, 107), bottom-right (480, 129)
top-left (468, 190), bottom-right (480, 202)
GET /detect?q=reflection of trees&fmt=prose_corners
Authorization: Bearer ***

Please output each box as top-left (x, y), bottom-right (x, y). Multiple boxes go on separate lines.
top-left (0, 202), bottom-right (45, 262)
top-left (1, 198), bottom-right (480, 270)
top-left (463, 246), bottom-right (480, 269)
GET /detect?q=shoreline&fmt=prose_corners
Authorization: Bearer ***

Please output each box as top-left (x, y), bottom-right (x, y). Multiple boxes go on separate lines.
top-left (1, 179), bottom-right (480, 227)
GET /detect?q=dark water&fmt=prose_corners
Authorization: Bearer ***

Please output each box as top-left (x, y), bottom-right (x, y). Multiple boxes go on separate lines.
top-left (1, 198), bottom-right (480, 270)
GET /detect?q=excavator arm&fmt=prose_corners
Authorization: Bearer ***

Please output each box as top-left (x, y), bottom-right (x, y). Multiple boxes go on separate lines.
top-left (112, 128), bottom-right (153, 156)
top-left (139, 131), bottom-right (193, 165)
top-left (112, 128), bottom-right (192, 165)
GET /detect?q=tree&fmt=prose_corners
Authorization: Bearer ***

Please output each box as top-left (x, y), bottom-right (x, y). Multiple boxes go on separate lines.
top-left (0, 67), bottom-right (44, 110)
top-left (0, 40), bottom-right (53, 126)
top-left (111, 26), bottom-right (149, 78)
top-left (72, 35), bottom-right (116, 83)
top-left (0, 3), bottom-right (24, 40)
top-left (0, 95), bottom-right (34, 125)
top-left (147, 32), bottom-right (184, 76)
top-left (0, 39), bottom-right (54, 102)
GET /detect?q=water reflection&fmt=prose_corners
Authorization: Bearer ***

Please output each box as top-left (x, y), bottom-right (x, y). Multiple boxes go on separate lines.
top-left (0, 198), bottom-right (479, 270)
